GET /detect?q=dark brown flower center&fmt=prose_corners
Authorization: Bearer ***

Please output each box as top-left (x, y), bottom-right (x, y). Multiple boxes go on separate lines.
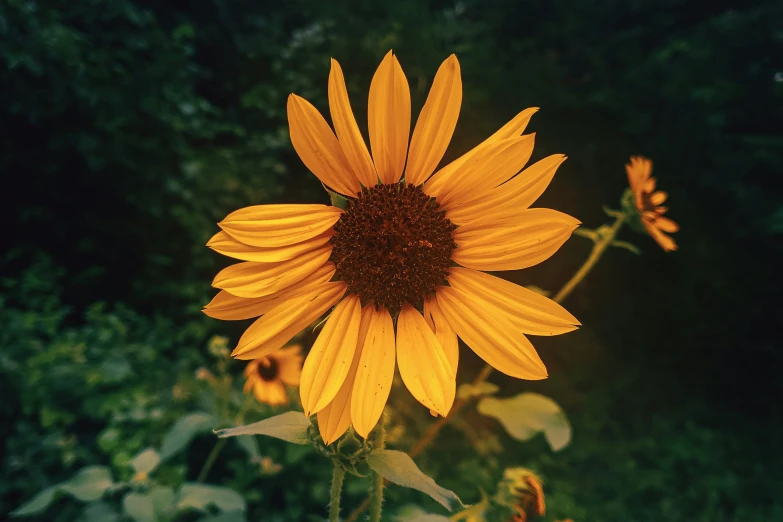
top-left (257, 358), bottom-right (279, 381)
top-left (330, 183), bottom-right (458, 315)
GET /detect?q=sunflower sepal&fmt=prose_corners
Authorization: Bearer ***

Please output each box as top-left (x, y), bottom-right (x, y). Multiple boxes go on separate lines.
top-left (308, 425), bottom-right (374, 477)
top-left (323, 183), bottom-right (349, 209)
top-left (617, 188), bottom-right (646, 233)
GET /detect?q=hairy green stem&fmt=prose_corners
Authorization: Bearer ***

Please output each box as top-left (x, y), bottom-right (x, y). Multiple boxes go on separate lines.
top-left (369, 413), bottom-right (387, 522)
top-left (329, 463), bottom-right (346, 522)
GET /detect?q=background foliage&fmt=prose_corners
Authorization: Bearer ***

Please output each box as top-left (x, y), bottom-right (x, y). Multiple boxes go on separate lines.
top-left (2, 0), bottom-right (782, 520)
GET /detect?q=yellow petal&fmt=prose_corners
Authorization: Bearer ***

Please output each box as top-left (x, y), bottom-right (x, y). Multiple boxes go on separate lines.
top-left (650, 191), bottom-right (668, 206)
top-left (328, 59), bottom-right (378, 188)
top-left (645, 222), bottom-right (678, 252)
top-left (423, 297), bottom-right (458, 378)
top-left (422, 108), bottom-right (538, 195)
top-left (447, 154), bottom-right (567, 226)
top-left (288, 94), bottom-right (361, 196)
top-left (424, 135), bottom-right (534, 209)
top-left (203, 264), bottom-right (336, 320)
top-left (396, 304), bottom-right (456, 416)
top-left (447, 267), bottom-right (579, 336)
top-left (219, 204), bottom-right (341, 248)
top-left (208, 230), bottom-right (332, 263)
top-left (435, 286), bottom-right (548, 379)
top-left (232, 281), bottom-right (347, 359)
top-left (316, 317), bottom-right (366, 445)
top-left (655, 215), bottom-right (679, 233)
top-left (626, 156), bottom-right (652, 194)
top-left (368, 51), bottom-right (411, 184)
top-left (351, 306), bottom-right (396, 438)
top-left (453, 208), bottom-right (579, 271)
top-left (275, 346), bottom-right (304, 386)
top-left (212, 245), bottom-right (332, 298)
top-left (300, 295), bottom-right (362, 415)
top-left (405, 54), bottom-right (462, 186)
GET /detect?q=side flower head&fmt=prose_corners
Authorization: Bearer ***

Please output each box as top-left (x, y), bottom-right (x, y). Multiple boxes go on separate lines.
top-left (625, 156), bottom-right (679, 252)
top-left (243, 345), bottom-right (303, 406)
top-left (204, 51), bottom-right (581, 444)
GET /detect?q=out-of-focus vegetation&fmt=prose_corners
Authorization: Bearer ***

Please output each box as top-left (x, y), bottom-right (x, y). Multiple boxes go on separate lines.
top-left (2, 0), bottom-right (782, 520)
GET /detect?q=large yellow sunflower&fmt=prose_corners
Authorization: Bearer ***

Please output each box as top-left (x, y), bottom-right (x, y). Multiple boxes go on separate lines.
top-left (204, 51), bottom-right (580, 444)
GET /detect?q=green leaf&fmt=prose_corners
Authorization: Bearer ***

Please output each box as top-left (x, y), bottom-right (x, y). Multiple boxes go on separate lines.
top-left (60, 466), bottom-right (114, 502)
top-left (324, 184), bottom-right (349, 209)
top-left (177, 484), bottom-right (246, 513)
top-left (11, 486), bottom-right (59, 516)
top-left (456, 382), bottom-right (499, 400)
top-left (160, 412), bottom-right (218, 460)
top-left (367, 450), bottom-right (462, 510)
top-left (80, 501), bottom-right (120, 522)
top-left (123, 493), bottom-right (156, 522)
top-left (573, 227), bottom-right (598, 241)
top-left (214, 411), bottom-right (311, 445)
top-left (477, 393), bottom-right (572, 451)
top-left (234, 435), bottom-right (260, 462)
top-left (198, 511), bottom-right (247, 522)
top-left (131, 448), bottom-right (161, 474)
top-left (610, 239), bottom-right (642, 255)
top-left (148, 486), bottom-right (175, 516)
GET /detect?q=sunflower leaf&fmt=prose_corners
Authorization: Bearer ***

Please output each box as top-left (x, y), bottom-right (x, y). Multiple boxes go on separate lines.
top-left (478, 393), bottom-right (571, 451)
top-left (572, 227), bottom-right (598, 242)
top-left (123, 492), bottom-right (156, 522)
top-left (367, 449), bottom-right (462, 510)
top-left (456, 382), bottom-right (499, 400)
top-left (214, 411), bottom-right (311, 445)
top-left (160, 412), bottom-right (219, 461)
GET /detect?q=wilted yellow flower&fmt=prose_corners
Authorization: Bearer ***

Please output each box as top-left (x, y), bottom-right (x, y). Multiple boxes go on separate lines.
top-left (503, 469), bottom-right (545, 522)
top-left (243, 345), bottom-right (303, 406)
top-left (626, 156), bottom-right (679, 252)
top-left (204, 51), bottom-right (579, 444)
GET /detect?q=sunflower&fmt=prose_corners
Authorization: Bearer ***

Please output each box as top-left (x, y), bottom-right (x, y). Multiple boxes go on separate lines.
top-left (626, 156), bottom-right (679, 252)
top-left (243, 345), bottom-right (303, 406)
top-left (204, 51), bottom-right (580, 444)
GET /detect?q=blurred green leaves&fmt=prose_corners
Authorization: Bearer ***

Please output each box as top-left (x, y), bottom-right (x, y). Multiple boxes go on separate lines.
top-left (478, 393), bottom-right (572, 452)
top-left (159, 412), bottom-right (218, 461)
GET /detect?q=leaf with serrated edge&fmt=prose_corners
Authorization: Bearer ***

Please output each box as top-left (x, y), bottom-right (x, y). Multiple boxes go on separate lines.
top-left (478, 392), bottom-right (571, 451)
top-left (367, 450), bottom-right (462, 510)
top-left (160, 412), bottom-right (218, 461)
top-left (214, 411), bottom-right (311, 445)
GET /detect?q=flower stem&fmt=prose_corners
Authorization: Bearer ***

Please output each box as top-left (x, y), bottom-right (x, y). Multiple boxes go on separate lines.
top-left (552, 213), bottom-right (626, 303)
top-left (197, 394), bottom-right (254, 483)
top-left (369, 413), bottom-right (387, 522)
top-left (329, 463), bottom-right (346, 522)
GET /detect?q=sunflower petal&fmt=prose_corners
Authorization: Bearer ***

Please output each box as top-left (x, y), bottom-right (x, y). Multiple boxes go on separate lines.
top-left (649, 191), bottom-right (668, 206)
top-left (436, 286), bottom-right (548, 379)
top-left (645, 222), bottom-right (678, 252)
top-left (423, 108), bottom-right (538, 197)
top-left (203, 264), bottom-right (336, 320)
top-left (288, 94), bottom-right (361, 196)
top-left (212, 246), bottom-right (332, 298)
top-left (329, 59), bottom-right (377, 188)
top-left (219, 204), bottom-right (341, 248)
top-left (316, 312), bottom-right (367, 445)
top-left (453, 208), bottom-right (579, 271)
top-left (447, 154), bottom-right (567, 226)
top-left (368, 51), bottom-right (411, 184)
top-left (447, 267), bottom-right (579, 336)
top-left (424, 135), bottom-right (534, 208)
top-left (351, 306), bottom-right (396, 438)
top-left (208, 230), bottom-right (332, 263)
top-left (300, 295), bottom-right (362, 415)
top-left (423, 297), bottom-right (459, 377)
top-left (654, 215), bottom-right (679, 233)
top-left (232, 281), bottom-right (346, 359)
top-left (405, 54), bottom-right (462, 186)
top-left (396, 304), bottom-right (455, 416)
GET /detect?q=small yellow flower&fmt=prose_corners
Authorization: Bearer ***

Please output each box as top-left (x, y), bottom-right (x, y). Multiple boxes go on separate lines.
top-left (205, 51), bottom-right (580, 444)
top-left (626, 156), bottom-right (679, 252)
top-left (243, 345), bottom-right (303, 406)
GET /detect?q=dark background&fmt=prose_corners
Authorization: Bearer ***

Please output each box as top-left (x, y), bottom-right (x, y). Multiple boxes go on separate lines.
top-left (2, 0), bottom-right (782, 520)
